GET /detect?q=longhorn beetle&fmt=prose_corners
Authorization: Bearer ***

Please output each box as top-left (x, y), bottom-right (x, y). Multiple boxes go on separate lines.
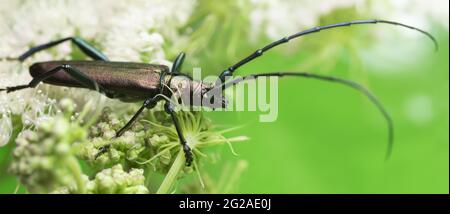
top-left (1, 20), bottom-right (438, 166)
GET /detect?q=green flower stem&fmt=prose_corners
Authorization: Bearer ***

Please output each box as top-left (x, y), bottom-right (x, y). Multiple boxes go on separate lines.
top-left (65, 157), bottom-right (86, 194)
top-left (157, 151), bottom-right (185, 194)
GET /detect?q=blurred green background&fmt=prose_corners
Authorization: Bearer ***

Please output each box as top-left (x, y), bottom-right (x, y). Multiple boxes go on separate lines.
top-left (0, 1), bottom-right (448, 193)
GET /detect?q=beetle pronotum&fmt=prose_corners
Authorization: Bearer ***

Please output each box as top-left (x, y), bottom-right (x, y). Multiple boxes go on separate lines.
top-left (1, 19), bottom-right (438, 166)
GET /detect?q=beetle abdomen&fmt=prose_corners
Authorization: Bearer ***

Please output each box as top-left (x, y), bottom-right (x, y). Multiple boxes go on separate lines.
top-left (30, 60), bottom-right (169, 102)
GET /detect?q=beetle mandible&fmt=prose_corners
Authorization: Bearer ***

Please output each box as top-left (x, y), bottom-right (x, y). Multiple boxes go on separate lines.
top-left (1, 19), bottom-right (438, 166)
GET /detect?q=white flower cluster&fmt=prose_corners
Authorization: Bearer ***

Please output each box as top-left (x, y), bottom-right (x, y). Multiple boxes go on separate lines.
top-left (0, 0), bottom-right (195, 59)
top-left (87, 164), bottom-right (148, 194)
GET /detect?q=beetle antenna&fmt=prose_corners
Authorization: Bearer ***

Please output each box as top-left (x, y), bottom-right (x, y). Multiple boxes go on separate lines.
top-left (217, 72), bottom-right (394, 160)
top-left (218, 19), bottom-right (438, 82)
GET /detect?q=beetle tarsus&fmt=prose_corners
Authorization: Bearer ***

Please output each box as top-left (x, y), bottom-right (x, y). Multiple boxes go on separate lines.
top-left (95, 144), bottom-right (111, 159)
top-left (2, 85), bottom-right (30, 93)
top-left (183, 144), bottom-right (193, 166)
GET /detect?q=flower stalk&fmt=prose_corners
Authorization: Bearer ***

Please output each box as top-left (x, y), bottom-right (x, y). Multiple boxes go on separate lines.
top-left (156, 150), bottom-right (185, 194)
top-left (65, 156), bottom-right (86, 194)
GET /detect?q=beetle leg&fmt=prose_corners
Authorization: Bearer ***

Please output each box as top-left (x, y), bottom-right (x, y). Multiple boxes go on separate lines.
top-left (164, 101), bottom-right (193, 166)
top-left (116, 98), bottom-right (158, 137)
top-left (1, 37), bottom-right (108, 62)
top-left (96, 100), bottom-right (195, 166)
top-left (95, 97), bottom-right (159, 159)
top-left (2, 64), bottom-right (106, 93)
